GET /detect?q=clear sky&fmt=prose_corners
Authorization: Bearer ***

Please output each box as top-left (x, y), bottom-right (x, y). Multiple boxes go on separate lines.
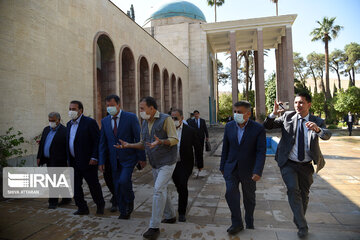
top-left (111, 0), bottom-right (360, 91)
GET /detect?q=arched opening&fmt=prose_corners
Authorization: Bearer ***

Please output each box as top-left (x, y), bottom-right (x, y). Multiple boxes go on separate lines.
top-left (95, 33), bottom-right (116, 124)
top-left (139, 56), bottom-right (150, 99)
top-left (171, 74), bottom-right (177, 108)
top-left (121, 47), bottom-right (136, 113)
top-left (178, 77), bottom-right (183, 110)
top-left (163, 69), bottom-right (170, 113)
top-left (152, 64), bottom-right (161, 108)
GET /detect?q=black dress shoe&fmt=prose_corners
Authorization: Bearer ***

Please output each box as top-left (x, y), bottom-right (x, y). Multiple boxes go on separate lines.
top-left (161, 217), bottom-right (176, 224)
top-left (227, 225), bottom-right (244, 235)
top-left (178, 214), bottom-right (186, 222)
top-left (110, 204), bottom-right (117, 212)
top-left (48, 204), bottom-right (57, 209)
top-left (73, 209), bottom-right (89, 215)
top-left (118, 213), bottom-right (130, 219)
top-left (96, 205), bottom-right (105, 215)
top-left (246, 225), bottom-right (254, 229)
top-left (143, 228), bottom-right (160, 239)
top-left (126, 201), bottom-right (134, 215)
top-left (58, 199), bottom-right (71, 206)
top-left (297, 227), bottom-right (308, 238)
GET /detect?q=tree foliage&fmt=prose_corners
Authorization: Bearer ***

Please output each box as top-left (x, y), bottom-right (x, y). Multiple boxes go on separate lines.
top-left (218, 92), bottom-right (233, 122)
top-left (334, 86), bottom-right (360, 114)
top-left (265, 73), bottom-right (277, 114)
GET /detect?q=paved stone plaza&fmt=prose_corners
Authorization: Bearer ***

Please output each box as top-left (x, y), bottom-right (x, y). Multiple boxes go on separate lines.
top-left (0, 128), bottom-right (359, 240)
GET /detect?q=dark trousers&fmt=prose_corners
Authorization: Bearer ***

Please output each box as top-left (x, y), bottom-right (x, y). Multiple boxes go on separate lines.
top-left (103, 158), bottom-right (117, 205)
top-left (172, 162), bottom-right (192, 215)
top-left (46, 160), bottom-right (71, 206)
top-left (280, 160), bottom-right (314, 229)
top-left (224, 172), bottom-right (256, 227)
top-left (74, 166), bottom-right (105, 210)
top-left (348, 122), bottom-right (353, 136)
top-left (112, 165), bottom-right (135, 215)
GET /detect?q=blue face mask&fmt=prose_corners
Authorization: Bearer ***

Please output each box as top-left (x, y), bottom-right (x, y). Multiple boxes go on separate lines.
top-left (107, 106), bottom-right (118, 116)
top-left (234, 113), bottom-right (245, 124)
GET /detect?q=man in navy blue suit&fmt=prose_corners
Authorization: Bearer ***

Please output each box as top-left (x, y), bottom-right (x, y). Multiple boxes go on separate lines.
top-left (98, 95), bottom-right (146, 219)
top-left (220, 101), bottom-right (266, 235)
top-left (67, 100), bottom-right (105, 215)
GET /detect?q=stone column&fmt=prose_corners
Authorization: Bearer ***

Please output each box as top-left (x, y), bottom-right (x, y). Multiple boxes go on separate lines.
top-left (285, 25), bottom-right (295, 109)
top-left (229, 31), bottom-right (238, 106)
top-left (255, 28), bottom-right (266, 121)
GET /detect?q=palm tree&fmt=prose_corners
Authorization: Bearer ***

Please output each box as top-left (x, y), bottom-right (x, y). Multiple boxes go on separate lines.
top-left (310, 17), bottom-right (343, 118)
top-left (270, 0), bottom-right (278, 16)
top-left (206, 0), bottom-right (225, 22)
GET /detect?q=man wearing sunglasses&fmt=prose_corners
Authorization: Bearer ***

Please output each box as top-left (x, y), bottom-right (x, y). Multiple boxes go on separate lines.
top-left (171, 109), bottom-right (203, 222)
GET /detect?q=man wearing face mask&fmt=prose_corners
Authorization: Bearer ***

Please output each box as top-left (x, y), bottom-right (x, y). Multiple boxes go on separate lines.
top-left (170, 109), bottom-right (203, 222)
top-left (66, 100), bottom-right (105, 215)
top-left (114, 96), bottom-right (178, 240)
top-left (220, 101), bottom-right (266, 235)
top-left (37, 112), bottom-right (71, 209)
top-left (98, 94), bottom-right (146, 219)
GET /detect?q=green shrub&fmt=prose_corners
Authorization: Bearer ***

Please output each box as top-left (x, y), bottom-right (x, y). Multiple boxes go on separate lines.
top-left (0, 127), bottom-right (27, 167)
top-left (327, 124), bottom-right (338, 129)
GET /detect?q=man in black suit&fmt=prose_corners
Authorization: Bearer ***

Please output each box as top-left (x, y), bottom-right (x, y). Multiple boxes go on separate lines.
top-left (170, 109), bottom-right (203, 222)
top-left (264, 92), bottom-right (332, 238)
top-left (188, 110), bottom-right (209, 166)
top-left (344, 112), bottom-right (355, 136)
top-left (67, 100), bottom-right (105, 215)
top-left (37, 112), bottom-right (71, 209)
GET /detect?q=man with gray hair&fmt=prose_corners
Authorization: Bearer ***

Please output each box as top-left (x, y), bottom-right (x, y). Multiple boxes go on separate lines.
top-left (37, 112), bottom-right (71, 209)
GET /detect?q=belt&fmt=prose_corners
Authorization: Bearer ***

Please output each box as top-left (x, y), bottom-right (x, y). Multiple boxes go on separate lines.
top-left (288, 159), bottom-right (312, 165)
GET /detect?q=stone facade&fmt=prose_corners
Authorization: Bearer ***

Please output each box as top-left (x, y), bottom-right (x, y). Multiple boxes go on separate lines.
top-left (0, 0), bottom-right (189, 156)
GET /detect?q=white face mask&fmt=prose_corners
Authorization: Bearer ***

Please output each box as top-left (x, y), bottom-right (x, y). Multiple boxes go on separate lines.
top-left (68, 110), bottom-right (79, 120)
top-left (234, 113), bottom-right (245, 124)
top-left (140, 111), bottom-right (151, 120)
top-left (107, 106), bottom-right (118, 116)
top-left (49, 122), bottom-right (57, 129)
top-left (174, 120), bottom-right (181, 127)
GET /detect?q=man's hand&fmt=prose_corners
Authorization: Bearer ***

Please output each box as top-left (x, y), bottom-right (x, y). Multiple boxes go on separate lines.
top-left (138, 161), bottom-right (147, 169)
top-left (89, 159), bottom-right (98, 165)
top-left (146, 135), bottom-right (162, 149)
top-left (198, 168), bottom-right (203, 171)
top-left (221, 170), bottom-right (224, 175)
top-left (114, 139), bottom-right (129, 149)
top-left (252, 174), bottom-right (261, 181)
top-left (273, 100), bottom-right (285, 115)
top-left (305, 121), bottom-right (320, 133)
top-left (98, 164), bottom-right (105, 172)
top-left (37, 158), bottom-right (40, 166)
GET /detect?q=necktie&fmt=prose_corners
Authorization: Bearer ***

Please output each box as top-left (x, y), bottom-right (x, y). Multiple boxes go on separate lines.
top-left (298, 118), bottom-right (305, 161)
top-left (197, 119), bottom-right (200, 128)
top-left (112, 116), bottom-right (117, 136)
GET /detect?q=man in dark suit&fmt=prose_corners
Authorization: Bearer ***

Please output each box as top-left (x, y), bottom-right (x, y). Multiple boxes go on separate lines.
top-left (67, 100), bottom-right (105, 215)
top-left (344, 111), bottom-right (355, 136)
top-left (99, 95), bottom-right (146, 219)
top-left (220, 101), bottom-right (266, 235)
top-left (188, 110), bottom-right (209, 166)
top-left (37, 112), bottom-right (71, 209)
top-left (264, 92), bottom-right (332, 238)
top-left (170, 109), bottom-right (203, 222)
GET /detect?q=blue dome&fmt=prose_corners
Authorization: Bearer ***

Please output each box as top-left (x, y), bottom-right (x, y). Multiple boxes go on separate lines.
top-left (150, 1), bottom-right (206, 22)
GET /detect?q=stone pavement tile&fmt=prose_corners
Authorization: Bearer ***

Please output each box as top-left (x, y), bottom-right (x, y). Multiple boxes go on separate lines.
top-left (276, 229), bottom-right (360, 240)
top-left (26, 223), bottom-right (78, 240)
top-left (306, 212), bottom-right (340, 224)
top-left (254, 209), bottom-right (276, 222)
top-left (192, 197), bottom-right (219, 207)
top-left (214, 207), bottom-right (231, 218)
top-left (188, 206), bottom-right (216, 217)
top-left (306, 202), bottom-right (329, 213)
top-left (0, 218), bottom-right (51, 240)
top-left (332, 212), bottom-right (360, 225)
top-left (325, 202), bottom-right (360, 213)
top-left (0, 205), bottom-right (36, 227)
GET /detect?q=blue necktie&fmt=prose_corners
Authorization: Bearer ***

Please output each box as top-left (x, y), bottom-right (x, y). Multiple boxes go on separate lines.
top-left (298, 119), bottom-right (305, 161)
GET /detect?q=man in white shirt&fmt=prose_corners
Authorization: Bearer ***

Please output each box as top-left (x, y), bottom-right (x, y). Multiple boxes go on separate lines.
top-left (263, 92), bottom-right (331, 238)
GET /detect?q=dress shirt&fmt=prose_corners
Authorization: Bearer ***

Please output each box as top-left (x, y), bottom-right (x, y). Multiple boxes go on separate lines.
top-left (111, 110), bottom-right (122, 130)
top-left (176, 123), bottom-right (183, 160)
top-left (43, 124), bottom-right (60, 158)
top-left (69, 114), bottom-right (82, 158)
top-left (236, 120), bottom-right (249, 144)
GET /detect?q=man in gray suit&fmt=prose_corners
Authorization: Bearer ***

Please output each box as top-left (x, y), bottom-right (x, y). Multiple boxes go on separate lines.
top-left (264, 92), bottom-right (331, 238)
